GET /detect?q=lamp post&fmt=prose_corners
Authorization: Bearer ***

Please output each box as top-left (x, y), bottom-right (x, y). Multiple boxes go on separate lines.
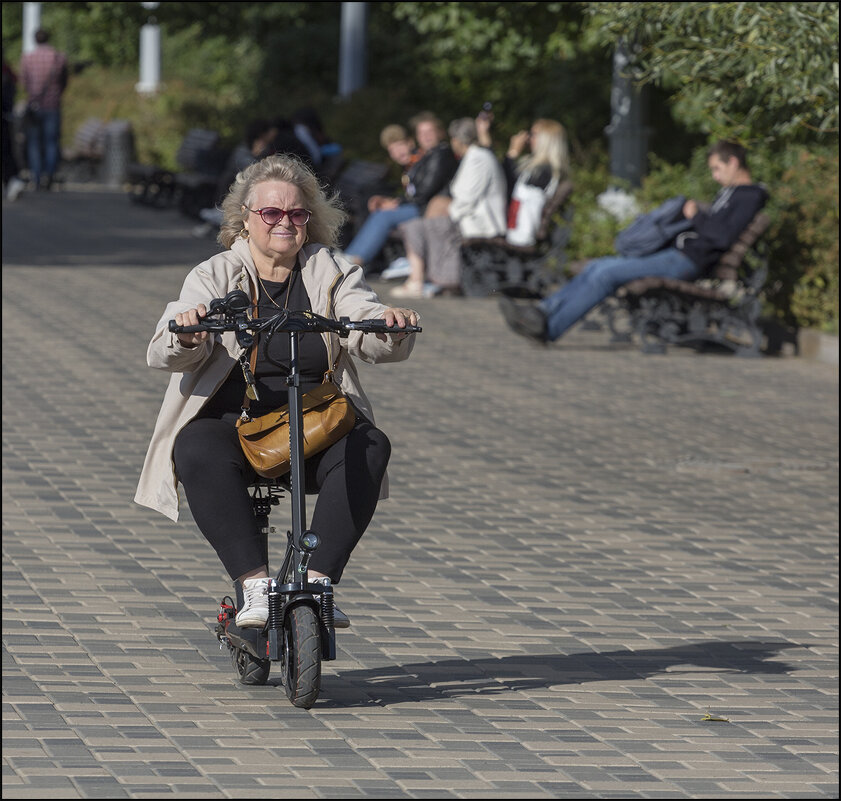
top-left (605, 39), bottom-right (649, 188)
top-left (136, 1), bottom-right (161, 95)
top-left (22, 2), bottom-right (41, 53)
top-left (338, 2), bottom-right (368, 99)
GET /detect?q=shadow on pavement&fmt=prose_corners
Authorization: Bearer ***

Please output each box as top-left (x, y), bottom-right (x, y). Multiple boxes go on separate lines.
top-left (275, 639), bottom-right (800, 706)
top-left (2, 188), bottom-right (223, 267)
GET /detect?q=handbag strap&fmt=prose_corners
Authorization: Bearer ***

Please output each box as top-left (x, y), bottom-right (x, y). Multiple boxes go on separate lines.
top-left (239, 278), bottom-right (260, 418)
top-left (322, 267), bottom-right (343, 385)
top-left (322, 317), bottom-right (340, 386)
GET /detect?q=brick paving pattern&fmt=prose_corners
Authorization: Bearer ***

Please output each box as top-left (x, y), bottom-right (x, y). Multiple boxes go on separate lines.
top-left (2, 190), bottom-right (838, 798)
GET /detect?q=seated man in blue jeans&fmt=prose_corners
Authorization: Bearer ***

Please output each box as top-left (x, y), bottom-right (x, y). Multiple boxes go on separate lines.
top-left (344, 113), bottom-right (458, 271)
top-left (499, 140), bottom-right (768, 344)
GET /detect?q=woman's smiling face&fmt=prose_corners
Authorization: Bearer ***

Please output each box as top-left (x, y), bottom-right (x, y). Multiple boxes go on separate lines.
top-left (243, 180), bottom-right (309, 271)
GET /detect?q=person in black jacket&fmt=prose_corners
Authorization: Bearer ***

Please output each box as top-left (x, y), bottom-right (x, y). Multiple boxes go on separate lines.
top-left (343, 112), bottom-right (458, 270)
top-left (499, 140), bottom-right (768, 344)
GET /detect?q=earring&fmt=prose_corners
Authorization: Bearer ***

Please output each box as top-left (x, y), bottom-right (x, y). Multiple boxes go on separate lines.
top-left (239, 228), bottom-right (249, 240)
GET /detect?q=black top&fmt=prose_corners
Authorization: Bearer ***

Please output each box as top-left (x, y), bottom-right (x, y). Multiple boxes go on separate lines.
top-left (198, 269), bottom-right (329, 419)
top-left (678, 184), bottom-right (768, 272)
top-left (502, 156), bottom-right (553, 201)
top-left (406, 142), bottom-right (459, 210)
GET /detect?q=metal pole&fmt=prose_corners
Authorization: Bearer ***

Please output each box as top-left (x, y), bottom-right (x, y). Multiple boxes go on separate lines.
top-left (605, 39), bottom-right (649, 188)
top-left (136, 2), bottom-right (161, 94)
top-left (338, 2), bottom-right (368, 98)
top-left (287, 332), bottom-right (307, 546)
top-left (22, 2), bottom-right (41, 54)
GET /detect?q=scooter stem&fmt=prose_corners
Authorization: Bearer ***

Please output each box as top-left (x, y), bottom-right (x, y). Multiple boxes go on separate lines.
top-left (286, 330), bottom-right (307, 556)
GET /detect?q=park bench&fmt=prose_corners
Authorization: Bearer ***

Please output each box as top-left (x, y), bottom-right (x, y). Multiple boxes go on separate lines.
top-left (604, 210), bottom-right (771, 357)
top-left (173, 129), bottom-right (230, 218)
top-left (373, 180), bottom-right (574, 293)
top-left (459, 179), bottom-right (574, 297)
top-left (127, 128), bottom-right (228, 212)
top-left (60, 117), bottom-right (106, 182)
top-left (333, 159), bottom-right (393, 249)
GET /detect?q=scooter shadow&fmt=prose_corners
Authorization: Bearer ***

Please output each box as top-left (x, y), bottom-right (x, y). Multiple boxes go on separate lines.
top-left (308, 639), bottom-right (800, 707)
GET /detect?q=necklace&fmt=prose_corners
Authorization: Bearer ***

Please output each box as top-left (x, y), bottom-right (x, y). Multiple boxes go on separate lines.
top-left (257, 268), bottom-right (296, 310)
top-left (240, 270), bottom-right (296, 405)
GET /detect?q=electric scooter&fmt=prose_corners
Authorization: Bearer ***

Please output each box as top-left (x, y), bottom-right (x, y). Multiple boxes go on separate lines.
top-left (169, 289), bottom-right (421, 707)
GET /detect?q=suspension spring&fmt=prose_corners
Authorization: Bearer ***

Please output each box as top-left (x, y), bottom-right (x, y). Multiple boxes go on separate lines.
top-left (267, 582), bottom-right (282, 631)
top-left (320, 590), bottom-right (335, 628)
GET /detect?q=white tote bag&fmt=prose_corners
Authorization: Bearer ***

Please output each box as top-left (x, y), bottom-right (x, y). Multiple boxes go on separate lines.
top-left (505, 175), bottom-right (558, 247)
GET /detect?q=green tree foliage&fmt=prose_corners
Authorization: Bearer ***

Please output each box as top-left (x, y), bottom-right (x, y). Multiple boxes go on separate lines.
top-left (584, 1), bottom-right (839, 147)
top-left (2, 2), bottom-right (147, 66)
top-left (384, 2), bottom-right (626, 153)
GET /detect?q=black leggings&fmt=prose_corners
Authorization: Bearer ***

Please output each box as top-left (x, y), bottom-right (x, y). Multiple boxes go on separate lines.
top-left (173, 415), bottom-right (390, 582)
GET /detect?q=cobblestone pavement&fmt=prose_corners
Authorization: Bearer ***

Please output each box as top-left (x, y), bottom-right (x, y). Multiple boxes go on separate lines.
top-left (3, 191), bottom-right (838, 798)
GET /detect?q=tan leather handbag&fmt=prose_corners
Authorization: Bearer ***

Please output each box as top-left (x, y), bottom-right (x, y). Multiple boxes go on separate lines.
top-left (236, 377), bottom-right (355, 478)
top-left (235, 276), bottom-right (355, 478)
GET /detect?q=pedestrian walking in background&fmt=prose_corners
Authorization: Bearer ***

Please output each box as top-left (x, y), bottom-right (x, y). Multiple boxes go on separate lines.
top-left (20, 28), bottom-right (68, 192)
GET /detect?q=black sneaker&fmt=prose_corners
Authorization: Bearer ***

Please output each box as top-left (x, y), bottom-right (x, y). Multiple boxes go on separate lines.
top-left (498, 295), bottom-right (548, 343)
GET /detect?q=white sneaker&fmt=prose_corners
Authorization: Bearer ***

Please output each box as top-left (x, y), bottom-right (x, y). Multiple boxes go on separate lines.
top-left (6, 177), bottom-right (25, 202)
top-left (311, 576), bottom-right (350, 628)
top-left (381, 256), bottom-right (411, 280)
top-left (235, 577), bottom-right (270, 628)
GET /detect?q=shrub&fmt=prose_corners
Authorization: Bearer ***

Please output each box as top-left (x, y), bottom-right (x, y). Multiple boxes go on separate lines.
top-left (763, 148), bottom-right (839, 333)
top-left (61, 66), bottom-right (189, 171)
top-left (560, 151), bottom-right (625, 271)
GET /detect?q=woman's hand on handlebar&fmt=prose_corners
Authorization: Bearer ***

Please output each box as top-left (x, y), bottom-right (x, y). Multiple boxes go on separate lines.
top-left (377, 307), bottom-right (419, 342)
top-left (174, 304), bottom-right (209, 348)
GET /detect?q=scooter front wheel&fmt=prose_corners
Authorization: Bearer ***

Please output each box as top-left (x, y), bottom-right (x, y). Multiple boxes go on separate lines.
top-left (232, 647), bottom-right (271, 686)
top-left (282, 603), bottom-right (321, 708)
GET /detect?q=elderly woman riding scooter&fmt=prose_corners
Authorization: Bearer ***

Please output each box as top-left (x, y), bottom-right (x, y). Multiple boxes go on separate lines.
top-left (135, 154), bottom-right (420, 630)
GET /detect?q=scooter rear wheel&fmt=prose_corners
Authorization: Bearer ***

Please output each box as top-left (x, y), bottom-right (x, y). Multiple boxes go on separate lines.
top-left (283, 604), bottom-right (321, 708)
top-left (232, 647), bottom-right (271, 686)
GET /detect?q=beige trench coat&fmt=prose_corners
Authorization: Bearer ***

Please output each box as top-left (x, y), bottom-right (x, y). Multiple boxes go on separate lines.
top-left (134, 239), bottom-right (418, 521)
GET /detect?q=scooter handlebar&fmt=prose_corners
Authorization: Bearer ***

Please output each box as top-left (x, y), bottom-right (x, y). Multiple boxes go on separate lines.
top-left (167, 305), bottom-right (422, 336)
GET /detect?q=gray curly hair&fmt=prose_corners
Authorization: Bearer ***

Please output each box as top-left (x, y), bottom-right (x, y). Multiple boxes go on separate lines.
top-left (218, 154), bottom-right (347, 249)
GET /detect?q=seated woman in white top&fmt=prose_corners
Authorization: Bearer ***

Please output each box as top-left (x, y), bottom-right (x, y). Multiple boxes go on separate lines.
top-left (390, 117), bottom-right (507, 299)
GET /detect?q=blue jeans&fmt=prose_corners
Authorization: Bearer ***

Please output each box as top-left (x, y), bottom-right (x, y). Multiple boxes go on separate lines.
top-left (345, 203), bottom-right (420, 264)
top-left (539, 248), bottom-right (699, 341)
top-left (25, 108), bottom-right (61, 186)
